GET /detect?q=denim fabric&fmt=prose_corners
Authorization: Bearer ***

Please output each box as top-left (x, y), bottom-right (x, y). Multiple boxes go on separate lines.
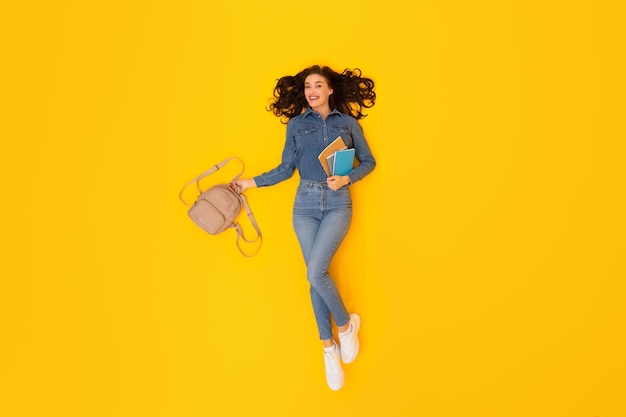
top-left (253, 108), bottom-right (376, 187)
top-left (292, 179), bottom-right (352, 340)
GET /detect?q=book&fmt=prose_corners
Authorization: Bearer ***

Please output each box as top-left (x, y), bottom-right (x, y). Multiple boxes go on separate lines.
top-left (318, 136), bottom-right (347, 176)
top-left (326, 154), bottom-right (336, 173)
top-left (332, 148), bottom-right (356, 176)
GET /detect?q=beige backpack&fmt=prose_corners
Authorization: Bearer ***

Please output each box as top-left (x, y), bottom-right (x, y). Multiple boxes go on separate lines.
top-left (179, 157), bottom-right (262, 257)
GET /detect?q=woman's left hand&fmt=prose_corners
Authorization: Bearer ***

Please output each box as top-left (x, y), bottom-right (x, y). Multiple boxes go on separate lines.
top-left (327, 175), bottom-right (350, 191)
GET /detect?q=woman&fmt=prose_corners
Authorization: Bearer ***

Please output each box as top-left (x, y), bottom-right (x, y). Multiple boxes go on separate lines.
top-left (232, 65), bottom-right (376, 390)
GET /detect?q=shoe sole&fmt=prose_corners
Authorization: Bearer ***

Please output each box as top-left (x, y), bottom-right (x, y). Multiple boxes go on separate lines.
top-left (341, 313), bottom-right (361, 364)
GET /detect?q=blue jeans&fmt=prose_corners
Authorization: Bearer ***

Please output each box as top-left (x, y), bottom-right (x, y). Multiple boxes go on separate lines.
top-left (292, 179), bottom-right (352, 341)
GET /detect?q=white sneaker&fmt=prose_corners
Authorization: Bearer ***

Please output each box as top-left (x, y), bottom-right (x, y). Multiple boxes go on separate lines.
top-left (339, 313), bottom-right (361, 364)
top-left (323, 340), bottom-right (344, 391)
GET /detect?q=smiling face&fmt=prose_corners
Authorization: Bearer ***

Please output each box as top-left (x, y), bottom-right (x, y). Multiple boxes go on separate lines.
top-left (304, 73), bottom-right (333, 114)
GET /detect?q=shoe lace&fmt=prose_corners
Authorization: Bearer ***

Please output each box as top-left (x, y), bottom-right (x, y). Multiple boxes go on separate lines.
top-left (325, 350), bottom-right (339, 372)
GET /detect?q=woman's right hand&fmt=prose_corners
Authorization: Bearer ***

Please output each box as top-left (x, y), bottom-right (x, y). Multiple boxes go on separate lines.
top-left (230, 178), bottom-right (257, 193)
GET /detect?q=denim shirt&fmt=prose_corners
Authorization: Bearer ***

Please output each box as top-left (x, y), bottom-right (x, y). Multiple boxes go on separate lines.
top-left (254, 108), bottom-right (376, 187)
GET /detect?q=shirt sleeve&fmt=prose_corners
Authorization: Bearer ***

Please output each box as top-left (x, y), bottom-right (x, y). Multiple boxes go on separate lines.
top-left (347, 117), bottom-right (376, 184)
top-left (253, 121), bottom-right (297, 187)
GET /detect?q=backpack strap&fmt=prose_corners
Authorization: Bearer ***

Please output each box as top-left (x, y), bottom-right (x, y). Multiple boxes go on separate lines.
top-left (179, 157), bottom-right (245, 206)
top-left (233, 193), bottom-right (263, 257)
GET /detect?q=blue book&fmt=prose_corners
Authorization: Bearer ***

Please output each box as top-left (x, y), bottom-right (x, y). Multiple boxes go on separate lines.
top-left (332, 148), bottom-right (355, 176)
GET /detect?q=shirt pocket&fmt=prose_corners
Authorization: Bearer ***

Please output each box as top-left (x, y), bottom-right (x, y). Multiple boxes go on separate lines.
top-left (329, 126), bottom-right (353, 147)
top-left (295, 126), bottom-right (322, 148)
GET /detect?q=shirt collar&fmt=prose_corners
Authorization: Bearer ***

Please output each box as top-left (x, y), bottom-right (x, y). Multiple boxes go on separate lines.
top-left (303, 108), bottom-right (344, 118)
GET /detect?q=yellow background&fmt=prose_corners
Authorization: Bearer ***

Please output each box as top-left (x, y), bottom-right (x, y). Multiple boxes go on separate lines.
top-left (1, 1), bottom-right (625, 416)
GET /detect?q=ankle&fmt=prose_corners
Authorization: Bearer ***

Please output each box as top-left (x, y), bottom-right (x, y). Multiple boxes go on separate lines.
top-left (338, 324), bottom-right (352, 336)
top-left (337, 323), bottom-right (350, 334)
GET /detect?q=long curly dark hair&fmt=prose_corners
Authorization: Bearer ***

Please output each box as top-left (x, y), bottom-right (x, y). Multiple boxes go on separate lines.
top-left (268, 65), bottom-right (376, 122)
